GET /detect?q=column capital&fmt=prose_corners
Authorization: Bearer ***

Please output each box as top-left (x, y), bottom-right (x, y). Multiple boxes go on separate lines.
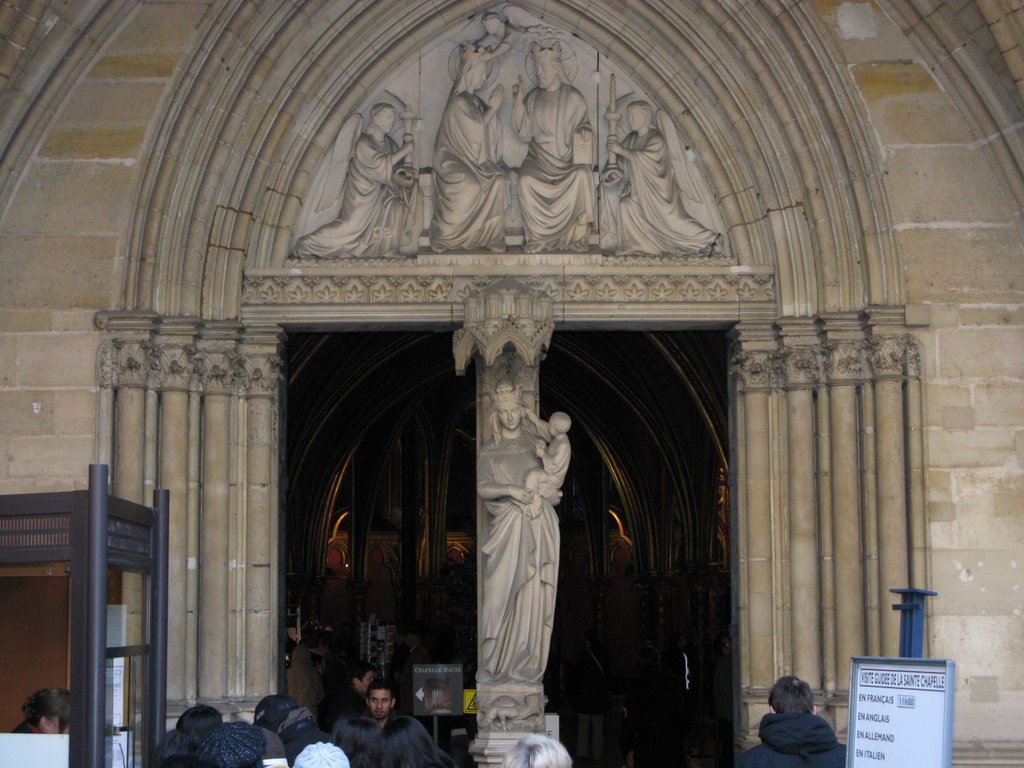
top-left (867, 334), bottom-right (920, 380)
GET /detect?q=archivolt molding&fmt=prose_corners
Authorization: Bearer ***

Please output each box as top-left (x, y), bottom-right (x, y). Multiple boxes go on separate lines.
top-left (122, 0), bottom-right (903, 322)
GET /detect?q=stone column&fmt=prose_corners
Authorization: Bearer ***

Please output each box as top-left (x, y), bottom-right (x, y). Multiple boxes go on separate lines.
top-left (238, 325), bottom-right (283, 700)
top-left (151, 318), bottom-right (201, 706)
top-left (194, 324), bottom-right (241, 703)
top-left (111, 337), bottom-right (151, 504)
top-left (775, 319), bottom-right (823, 690)
top-left (727, 323), bottom-right (776, 736)
top-left (454, 279), bottom-right (555, 767)
top-left (866, 319), bottom-right (913, 655)
top-left (821, 315), bottom-right (868, 694)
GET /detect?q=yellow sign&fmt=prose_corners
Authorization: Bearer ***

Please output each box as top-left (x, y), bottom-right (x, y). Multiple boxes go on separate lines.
top-left (463, 689), bottom-right (477, 714)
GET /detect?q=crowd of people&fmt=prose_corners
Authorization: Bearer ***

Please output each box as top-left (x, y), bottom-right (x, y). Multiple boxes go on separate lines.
top-left (156, 694), bottom-right (571, 768)
top-left (10, 626), bottom-right (846, 768)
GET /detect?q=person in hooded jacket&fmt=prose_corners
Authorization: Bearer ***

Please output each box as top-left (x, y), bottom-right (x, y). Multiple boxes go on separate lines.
top-left (254, 693), bottom-right (331, 766)
top-left (738, 676), bottom-right (846, 768)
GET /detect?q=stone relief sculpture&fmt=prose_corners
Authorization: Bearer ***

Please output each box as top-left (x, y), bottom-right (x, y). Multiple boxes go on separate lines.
top-left (511, 42), bottom-right (597, 253)
top-left (477, 383), bottom-right (569, 684)
top-left (294, 102), bottom-right (420, 258)
top-left (430, 43), bottom-right (510, 252)
top-left (605, 100), bottom-right (720, 257)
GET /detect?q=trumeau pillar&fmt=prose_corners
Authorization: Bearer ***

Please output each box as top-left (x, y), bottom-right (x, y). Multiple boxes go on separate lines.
top-left (775, 319), bottom-right (823, 691)
top-left (454, 278), bottom-right (554, 767)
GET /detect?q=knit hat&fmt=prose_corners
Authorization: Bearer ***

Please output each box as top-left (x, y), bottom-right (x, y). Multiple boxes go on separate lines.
top-left (293, 742), bottom-right (351, 768)
top-left (197, 722), bottom-right (265, 768)
top-left (253, 694), bottom-right (298, 733)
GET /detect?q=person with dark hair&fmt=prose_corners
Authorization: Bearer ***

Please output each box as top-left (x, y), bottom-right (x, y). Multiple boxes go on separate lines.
top-left (12, 686), bottom-right (70, 733)
top-left (571, 628), bottom-right (610, 761)
top-left (382, 715), bottom-right (455, 768)
top-left (254, 693), bottom-right (331, 766)
top-left (332, 716), bottom-right (384, 768)
top-left (156, 729), bottom-right (192, 762)
top-left (620, 644), bottom-right (687, 768)
top-left (737, 675), bottom-right (846, 767)
top-left (328, 659), bottom-right (376, 721)
top-left (367, 678), bottom-right (398, 729)
top-left (397, 623), bottom-right (430, 714)
top-left (176, 704), bottom-right (223, 753)
top-left (288, 630), bottom-right (327, 715)
top-left (196, 721), bottom-right (265, 768)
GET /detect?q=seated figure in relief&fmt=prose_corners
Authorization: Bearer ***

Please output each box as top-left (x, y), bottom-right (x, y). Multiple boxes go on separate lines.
top-left (606, 100), bottom-right (719, 257)
top-left (430, 43), bottom-right (510, 252)
top-left (512, 42), bottom-right (596, 253)
top-left (294, 102), bottom-right (420, 259)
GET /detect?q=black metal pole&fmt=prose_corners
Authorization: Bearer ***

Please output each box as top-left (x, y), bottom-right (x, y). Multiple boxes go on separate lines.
top-left (86, 464), bottom-right (109, 768)
top-left (149, 488), bottom-right (170, 767)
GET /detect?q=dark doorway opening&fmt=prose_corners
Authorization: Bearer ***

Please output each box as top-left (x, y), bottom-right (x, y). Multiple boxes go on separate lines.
top-left (282, 329), bottom-right (731, 750)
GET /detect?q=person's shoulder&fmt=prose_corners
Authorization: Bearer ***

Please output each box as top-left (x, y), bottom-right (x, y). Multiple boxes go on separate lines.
top-left (736, 744), bottom-right (775, 768)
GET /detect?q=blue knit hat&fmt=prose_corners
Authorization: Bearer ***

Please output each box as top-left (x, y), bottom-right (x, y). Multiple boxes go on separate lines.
top-left (197, 722), bottom-right (265, 768)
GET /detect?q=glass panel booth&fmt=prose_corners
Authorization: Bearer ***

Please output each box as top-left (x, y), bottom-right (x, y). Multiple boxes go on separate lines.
top-left (0, 464), bottom-right (168, 768)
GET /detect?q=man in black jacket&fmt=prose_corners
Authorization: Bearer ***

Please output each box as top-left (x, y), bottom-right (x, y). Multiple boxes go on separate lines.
top-left (738, 676), bottom-right (846, 767)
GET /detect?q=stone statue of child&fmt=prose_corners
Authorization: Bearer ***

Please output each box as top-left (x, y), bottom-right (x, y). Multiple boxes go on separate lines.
top-left (522, 411), bottom-right (571, 519)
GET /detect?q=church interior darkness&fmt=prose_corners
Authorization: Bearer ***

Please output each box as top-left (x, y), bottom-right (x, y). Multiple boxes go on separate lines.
top-left (283, 329), bottom-right (732, 696)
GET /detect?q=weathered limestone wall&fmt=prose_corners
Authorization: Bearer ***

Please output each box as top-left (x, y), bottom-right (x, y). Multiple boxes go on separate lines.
top-left (813, 0), bottom-right (1024, 750)
top-left (0, 4), bottom-right (208, 494)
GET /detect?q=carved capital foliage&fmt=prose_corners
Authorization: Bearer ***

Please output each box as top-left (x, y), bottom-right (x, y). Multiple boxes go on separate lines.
top-left (774, 345), bottom-right (824, 389)
top-left (237, 350), bottom-right (284, 394)
top-left (868, 334), bottom-right (919, 379)
top-left (110, 338), bottom-right (158, 388)
top-left (823, 339), bottom-right (867, 383)
top-left (729, 349), bottom-right (774, 391)
top-left (150, 342), bottom-right (197, 390)
top-left (193, 346), bottom-right (239, 395)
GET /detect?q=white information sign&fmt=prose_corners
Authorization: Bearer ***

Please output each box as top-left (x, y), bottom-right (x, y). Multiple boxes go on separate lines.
top-left (847, 657), bottom-right (955, 768)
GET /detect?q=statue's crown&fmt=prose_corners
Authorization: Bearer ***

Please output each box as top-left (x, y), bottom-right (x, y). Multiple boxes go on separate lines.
top-left (490, 382), bottom-right (522, 405)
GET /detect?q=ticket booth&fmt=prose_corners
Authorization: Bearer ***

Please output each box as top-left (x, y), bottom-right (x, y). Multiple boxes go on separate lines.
top-left (0, 464), bottom-right (168, 768)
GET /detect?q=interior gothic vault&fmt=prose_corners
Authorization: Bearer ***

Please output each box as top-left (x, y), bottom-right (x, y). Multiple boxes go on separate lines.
top-left (284, 330), bottom-right (730, 680)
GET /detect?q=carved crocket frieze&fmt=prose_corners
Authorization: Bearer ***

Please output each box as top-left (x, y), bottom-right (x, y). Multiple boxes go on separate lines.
top-left (242, 272), bottom-right (774, 307)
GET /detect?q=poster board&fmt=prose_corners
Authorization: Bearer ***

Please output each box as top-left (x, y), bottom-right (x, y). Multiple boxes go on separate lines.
top-left (411, 664), bottom-right (463, 716)
top-left (847, 657), bottom-right (955, 768)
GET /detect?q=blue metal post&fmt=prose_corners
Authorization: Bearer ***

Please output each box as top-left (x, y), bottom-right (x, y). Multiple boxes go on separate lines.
top-left (890, 587), bottom-right (937, 658)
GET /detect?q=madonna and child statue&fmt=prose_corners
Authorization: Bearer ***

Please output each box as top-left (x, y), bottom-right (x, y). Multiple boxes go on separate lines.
top-left (477, 382), bottom-right (571, 686)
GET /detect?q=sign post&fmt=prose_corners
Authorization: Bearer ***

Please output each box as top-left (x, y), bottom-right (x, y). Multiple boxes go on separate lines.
top-left (847, 657), bottom-right (955, 768)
